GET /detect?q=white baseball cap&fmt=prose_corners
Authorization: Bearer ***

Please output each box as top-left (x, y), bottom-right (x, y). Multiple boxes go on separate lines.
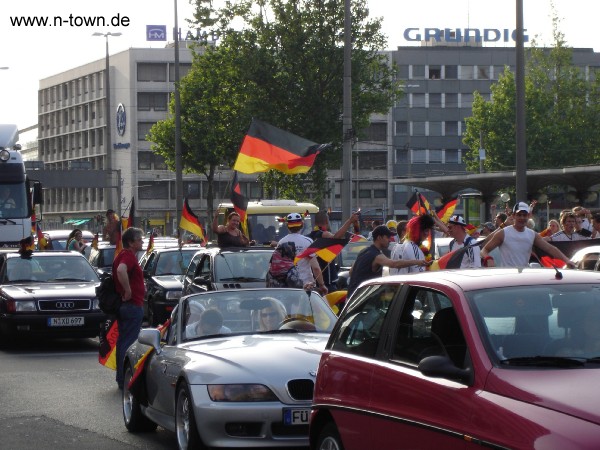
top-left (513, 202), bottom-right (530, 214)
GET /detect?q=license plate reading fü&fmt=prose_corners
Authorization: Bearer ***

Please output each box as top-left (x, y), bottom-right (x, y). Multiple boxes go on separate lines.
top-left (283, 408), bottom-right (310, 425)
top-left (47, 317), bottom-right (84, 327)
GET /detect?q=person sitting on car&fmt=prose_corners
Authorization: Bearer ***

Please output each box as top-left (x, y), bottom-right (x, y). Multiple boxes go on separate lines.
top-left (258, 297), bottom-right (287, 331)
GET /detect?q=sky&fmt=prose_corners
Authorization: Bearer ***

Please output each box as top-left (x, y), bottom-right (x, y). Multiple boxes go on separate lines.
top-left (1, 0), bottom-right (597, 139)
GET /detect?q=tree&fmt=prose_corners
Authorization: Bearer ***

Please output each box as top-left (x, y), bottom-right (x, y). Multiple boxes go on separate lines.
top-left (463, 18), bottom-right (600, 174)
top-left (150, 0), bottom-right (399, 213)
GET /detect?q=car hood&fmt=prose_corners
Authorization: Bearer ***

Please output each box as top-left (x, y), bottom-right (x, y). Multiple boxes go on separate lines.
top-left (152, 275), bottom-right (184, 289)
top-left (1, 282), bottom-right (97, 299)
top-left (181, 332), bottom-right (328, 391)
top-left (485, 367), bottom-right (600, 424)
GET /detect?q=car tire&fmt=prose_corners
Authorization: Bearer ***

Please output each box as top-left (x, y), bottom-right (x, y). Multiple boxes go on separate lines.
top-left (122, 364), bottom-right (157, 432)
top-left (316, 422), bottom-right (345, 450)
top-left (176, 382), bottom-right (205, 450)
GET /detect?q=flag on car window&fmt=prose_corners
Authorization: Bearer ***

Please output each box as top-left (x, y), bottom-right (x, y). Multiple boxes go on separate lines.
top-left (146, 233), bottom-right (155, 254)
top-left (294, 237), bottom-right (349, 264)
top-left (180, 198), bottom-right (207, 245)
top-left (231, 171), bottom-right (249, 236)
top-left (233, 118), bottom-right (330, 174)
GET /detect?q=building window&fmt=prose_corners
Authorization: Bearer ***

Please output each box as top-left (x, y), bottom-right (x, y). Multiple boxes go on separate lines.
top-left (139, 181), bottom-right (168, 199)
top-left (461, 93), bottom-right (474, 108)
top-left (429, 149), bottom-right (443, 163)
top-left (358, 151), bottom-right (387, 170)
top-left (478, 66), bottom-right (490, 79)
top-left (374, 189), bottom-right (387, 199)
top-left (169, 63), bottom-right (192, 81)
top-left (445, 93), bottom-right (458, 108)
top-left (429, 93), bottom-right (442, 107)
top-left (460, 66), bottom-right (474, 80)
top-left (397, 65), bottom-right (409, 79)
top-left (428, 65), bottom-right (441, 79)
top-left (412, 93), bottom-right (426, 107)
top-left (445, 149), bottom-right (459, 163)
top-left (138, 122), bottom-right (155, 140)
top-left (396, 148), bottom-right (409, 163)
top-left (412, 65), bottom-right (425, 79)
top-left (413, 122), bottom-right (426, 136)
top-left (429, 122), bottom-right (442, 136)
top-left (138, 152), bottom-right (152, 170)
top-left (363, 122), bottom-right (387, 142)
top-left (396, 121), bottom-right (408, 136)
top-left (445, 121), bottom-right (459, 136)
top-left (153, 154), bottom-right (167, 170)
top-left (137, 92), bottom-right (168, 111)
top-left (359, 189), bottom-right (371, 199)
top-left (445, 65), bottom-right (458, 79)
top-left (137, 63), bottom-right (167, 82)
top-left (412, 149), bottom-right (426, 164)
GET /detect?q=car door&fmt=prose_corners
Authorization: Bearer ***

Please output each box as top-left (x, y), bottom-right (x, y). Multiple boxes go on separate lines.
top-left (186, 254), bottom-right (212, 294)
top-left (368, 286), bottom-right (476, 449)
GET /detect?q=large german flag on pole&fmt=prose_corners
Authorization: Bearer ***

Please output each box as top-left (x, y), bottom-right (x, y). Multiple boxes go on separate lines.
top-left (294, 238), bottom-right (349, 264)
top-left (233, 118), bottom-right (330, 174)
top-left (180, 198), bottom-right (207, 245)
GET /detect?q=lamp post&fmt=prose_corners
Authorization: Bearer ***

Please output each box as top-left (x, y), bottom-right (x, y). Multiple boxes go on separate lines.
top-left (341, 0), bottom-right (353, 220)
top-left (92, 31), bottom-right (121, 213)
top-left (173, 0), bottom-right (183, 238)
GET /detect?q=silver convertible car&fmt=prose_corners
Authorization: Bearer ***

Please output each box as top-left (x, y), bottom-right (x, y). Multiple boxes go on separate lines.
top-left (122, 287), bottom-right (338, 449)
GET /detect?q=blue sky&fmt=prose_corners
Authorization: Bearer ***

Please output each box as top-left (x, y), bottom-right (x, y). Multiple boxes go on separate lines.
top-left (1, 0), bottom-right (596, 133)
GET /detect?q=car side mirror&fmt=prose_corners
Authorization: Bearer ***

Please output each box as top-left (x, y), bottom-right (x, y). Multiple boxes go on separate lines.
top-left (418, 355), bottom-right (472, 384)
top-left (193, 275), bottom-right (210, 286)
top-left (138, 328), bottom-right (162, 354)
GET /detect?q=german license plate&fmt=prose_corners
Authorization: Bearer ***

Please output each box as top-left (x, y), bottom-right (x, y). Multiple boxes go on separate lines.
top-left (283, 408), bottom-right (310, 425)
top-left (47, 317), bottom-right (84, 327)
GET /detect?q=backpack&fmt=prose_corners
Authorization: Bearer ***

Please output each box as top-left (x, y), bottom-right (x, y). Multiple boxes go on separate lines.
top-left (267, 242), bottom-right (303, 288)
top-left (96, 272), bottom-right (122, 315)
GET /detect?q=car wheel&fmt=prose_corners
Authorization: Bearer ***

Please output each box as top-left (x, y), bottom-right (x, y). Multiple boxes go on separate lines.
top-left (122, 364), bottom-right (157, 432)
top-left (316, 422), bottom-right (345, 450)
top-left (176, 382), bottom-right (205, 450)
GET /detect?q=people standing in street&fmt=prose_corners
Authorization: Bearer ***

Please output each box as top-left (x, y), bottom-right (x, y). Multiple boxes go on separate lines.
top-left (481, 202), bottom-right (575, 268)
top-left (347, 225), bottom-right (430, 297)
top-left (446, 215), bottom-right (481, 268)
top-left (549, 212), bottom-right (591, 242)
top-left (389, 214), bottom-right (439, 275)
top-left (113, 227), bottom-right (145, 390)
top-left (103, 209), bottom-right (120, 245)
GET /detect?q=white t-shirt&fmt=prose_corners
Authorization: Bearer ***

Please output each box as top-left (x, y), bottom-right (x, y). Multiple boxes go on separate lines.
top-left (449, 236), bottom-right (481, 268)
top-left (277, 232), bottom-right (315, 283)
top-left (389, 241), bottom-right (425, 275)
top-left (498, 226), bottom-right (536, 267)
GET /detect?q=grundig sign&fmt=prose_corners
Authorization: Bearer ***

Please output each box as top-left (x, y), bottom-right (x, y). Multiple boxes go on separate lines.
top-left (404, 28), bottom-right (529, 43)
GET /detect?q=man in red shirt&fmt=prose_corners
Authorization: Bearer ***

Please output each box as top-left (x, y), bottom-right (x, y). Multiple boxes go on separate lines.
top-left (113, 227), bottom-right (145, 390)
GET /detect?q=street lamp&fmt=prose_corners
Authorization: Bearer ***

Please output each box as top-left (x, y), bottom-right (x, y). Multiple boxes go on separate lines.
top-left (92, 31), bottom-right (121, 213)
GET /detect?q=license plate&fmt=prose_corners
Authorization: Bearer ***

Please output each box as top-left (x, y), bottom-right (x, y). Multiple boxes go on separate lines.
top-left (47, 317), bottom-right (84, 327)
top-left (283, 408), bottom-right (310, 425)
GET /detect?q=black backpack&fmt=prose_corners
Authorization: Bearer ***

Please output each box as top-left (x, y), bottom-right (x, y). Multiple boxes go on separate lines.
top-left (96, 272), bottom-right (122, 315)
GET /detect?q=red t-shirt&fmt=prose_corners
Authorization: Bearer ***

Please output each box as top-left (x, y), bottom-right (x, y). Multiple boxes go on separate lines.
top-left (112, 248), bottom-right (145, 307)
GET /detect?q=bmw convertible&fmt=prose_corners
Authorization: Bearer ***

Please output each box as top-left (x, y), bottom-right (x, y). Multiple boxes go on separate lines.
top-left (122, 287), bottom-right (338, 449)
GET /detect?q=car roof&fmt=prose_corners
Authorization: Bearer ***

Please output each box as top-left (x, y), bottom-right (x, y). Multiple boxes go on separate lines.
top-left (4, 250), bottom-right (86, 258)
top-left (43, 229), bottom-right (95, 239)
top-left (366, 267), bottom-right (600, 292)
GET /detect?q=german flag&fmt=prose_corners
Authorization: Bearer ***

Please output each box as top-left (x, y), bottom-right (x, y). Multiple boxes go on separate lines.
top-left (436, 198), bottom-right (458, 222)
top-left (294, 238), bottom-right (349, 264)
top-left (231, 171), bottom-right (248, 236)
top-left (233, 119), bottom-right (330, 174)
top-left (350, 233), bottom-right (367, 242)
top-left (180, 198), bottom-right (207, 245)
top-left (98, 316), bottom-right (119, 370)
top-left (145, 233), bottom-right (154, 255)
top-left (406, 192), bottom-right (431, 215)
top-left (91, 233), bottom-right (99, 250)
top-left (35, 223), bottom-right (49, 250)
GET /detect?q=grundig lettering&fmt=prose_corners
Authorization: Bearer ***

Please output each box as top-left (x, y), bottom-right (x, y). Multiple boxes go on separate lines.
top-left (403, 28), bottom-right (529, 43)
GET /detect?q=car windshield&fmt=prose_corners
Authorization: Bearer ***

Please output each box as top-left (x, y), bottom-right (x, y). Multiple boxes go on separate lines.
top-left (181, 288), bottom-right (337, 341)
top-left (154, 249), bottom-right (197, 275)
top-left (214, 251), bottom-right (273, 281)
top-left (467, 284), bottom-right (600, 364)
top-left (5, 255), bottom-right (99, 283)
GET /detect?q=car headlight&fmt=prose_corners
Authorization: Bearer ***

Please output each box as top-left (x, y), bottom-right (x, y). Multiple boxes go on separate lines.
top-left (207, 384), bottom-right (278, 402)
top-left (6, 300), bottom-right (37, 312)
top-left (165, 290), bottom-right (182, 300)
top-left (92, 298), bottom-right (101, 310)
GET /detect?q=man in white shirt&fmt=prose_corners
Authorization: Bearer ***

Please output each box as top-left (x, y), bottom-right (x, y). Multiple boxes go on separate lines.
top-left (446, 214), bottom-right (481, 268)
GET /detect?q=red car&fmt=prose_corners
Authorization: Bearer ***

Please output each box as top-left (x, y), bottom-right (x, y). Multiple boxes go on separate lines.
top-left (310, 268), bottom-right (600, 450)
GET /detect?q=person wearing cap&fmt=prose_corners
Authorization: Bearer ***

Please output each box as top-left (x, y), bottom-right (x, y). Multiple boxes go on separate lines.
top-left (276, 212), bottom-right (328, 295)
top-left (479, 222), bottom-right (495, 237)
top-left (446, 215), bottom-right (481, 268)
top-left (389, 215), bottom-right (437, 275)
top-left (347, 225), bottom-right (430, 297)
top-left (481, 201), bottom-right (575, 268)
top-left (386, 220), bottom-right (399, 243)
top-left (548, 211), bottom-right (590, 242)
top-left (103, 209), bottom-right (120, 244)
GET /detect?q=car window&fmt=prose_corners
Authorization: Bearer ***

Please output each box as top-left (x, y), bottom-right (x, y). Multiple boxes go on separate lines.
top-left (391, 287), bottom-right (466, 368)
top-left (197, 255), bottom-right (211, 278)
top-left (186, 253), bottom-right (202, 279)
top-left (330, 284), bottom-right (399, 358)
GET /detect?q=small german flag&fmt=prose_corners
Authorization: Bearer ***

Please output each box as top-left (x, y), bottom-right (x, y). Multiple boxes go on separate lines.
top-left (436, 198), bottom-right (458, 222)
top-left (406, 192), bottom-right (431, 215)
top-left (294, 238), bottom-right (349, 264)
top-left (179, 198), bottom-right (207, 245)
top-left (233, 119), bottom-right (330, 174)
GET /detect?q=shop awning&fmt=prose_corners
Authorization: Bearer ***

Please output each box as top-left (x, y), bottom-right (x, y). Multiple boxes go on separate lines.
top-left (64, 218), bottom-right (92, 226)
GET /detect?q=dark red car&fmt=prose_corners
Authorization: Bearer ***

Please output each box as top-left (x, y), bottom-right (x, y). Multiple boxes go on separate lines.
top-left (311, 268), bottom-right (600, 450)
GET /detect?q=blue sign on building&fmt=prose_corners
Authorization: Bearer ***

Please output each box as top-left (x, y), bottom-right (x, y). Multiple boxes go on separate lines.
top-left (116, 103), bottom-right (126, 136)
top-left (146, 25), bottom-right (167, 41)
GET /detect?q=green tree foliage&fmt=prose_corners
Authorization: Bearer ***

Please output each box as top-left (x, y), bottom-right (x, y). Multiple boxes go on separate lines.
top-left (463, 21), bottom-right (600, 173)
top-left (150, 0), bottom-right (399, 214)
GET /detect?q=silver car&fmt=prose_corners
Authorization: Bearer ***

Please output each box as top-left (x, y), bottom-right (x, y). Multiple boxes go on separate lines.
top-left (122, 287), bottom-right (338, 449)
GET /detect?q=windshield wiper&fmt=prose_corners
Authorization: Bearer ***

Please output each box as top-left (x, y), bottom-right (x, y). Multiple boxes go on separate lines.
top-left (49, 277), bottom-right (90, 282)
top-left (0, 219), bottom-right (17, 225)
top-left (219, 277), bottom-right (264, 282)
top-left (500, 356), bottom-right (585, 367)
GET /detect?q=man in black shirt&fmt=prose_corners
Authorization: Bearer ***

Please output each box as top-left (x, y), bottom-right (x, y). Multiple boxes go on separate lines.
top-left (347, 225), bottom-right (430, 297)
